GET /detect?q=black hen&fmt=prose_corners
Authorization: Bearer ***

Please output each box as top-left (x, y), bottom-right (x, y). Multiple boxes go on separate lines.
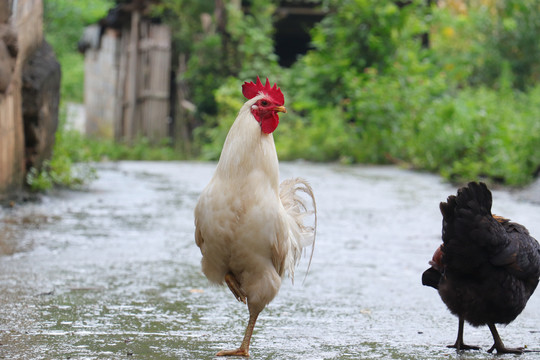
top-left (422, 182), bottom-right (540, 354)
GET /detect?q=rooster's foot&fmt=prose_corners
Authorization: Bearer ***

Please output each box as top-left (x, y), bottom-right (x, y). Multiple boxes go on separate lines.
top-left (216, 348), bottom-right (249, 357)
top-left (224, 273), bottom-right (246, 304)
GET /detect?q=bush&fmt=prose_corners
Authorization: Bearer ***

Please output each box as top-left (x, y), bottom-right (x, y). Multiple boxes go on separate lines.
top-left (430, 0), bottom-right (540, 90)
top-left (410, 86), bottom-right (540, 185)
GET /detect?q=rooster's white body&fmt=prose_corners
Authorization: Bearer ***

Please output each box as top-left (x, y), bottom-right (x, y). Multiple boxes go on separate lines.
top-left (194, 88), bottom-right (316, 356)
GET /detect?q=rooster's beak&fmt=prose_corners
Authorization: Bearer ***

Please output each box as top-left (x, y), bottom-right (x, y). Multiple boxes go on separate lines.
top-left (274, 106), bottom-right (287, 113)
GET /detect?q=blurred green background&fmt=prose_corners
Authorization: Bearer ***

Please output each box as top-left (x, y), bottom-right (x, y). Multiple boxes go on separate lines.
top-left (41, 0), bottom-right (540, 189)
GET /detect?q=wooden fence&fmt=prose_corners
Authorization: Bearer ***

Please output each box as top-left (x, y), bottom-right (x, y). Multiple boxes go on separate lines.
top-left (84, 10), bottom-right (171, 144)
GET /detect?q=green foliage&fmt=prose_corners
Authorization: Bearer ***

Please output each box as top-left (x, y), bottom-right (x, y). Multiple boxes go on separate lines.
top-left (85, 137), bottom-right (182, 161)
top-left (408, 86), bottom-right (540, 185)
top-left (226, 0), bottom-right (280, 79)
top-left (184, 34), bottom-right (227, 116)
top-left (193, 77), bottom-right (244, 160)
top-left (27, 130), bottom-right (183, 192)
top-left (285, 0), bottom-right (428, 107)
top-left (277, 106), bottom-right (355, 163)
top-left (477, 0), bottom-right (540, 90)
top-left (190, 0), bottom-right (540, 185)
top-left (42, 0), bottom-right (540, 186)
top-left (270, 0), bottom-right (436, 164)
top-left (430, 0), bottom-right (540, 90)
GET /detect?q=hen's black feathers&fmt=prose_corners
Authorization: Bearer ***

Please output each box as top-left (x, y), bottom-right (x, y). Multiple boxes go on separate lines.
top-left (441, 182), bottom-right (519, 278)
top-left (425, 182), bottom-right (540, 328)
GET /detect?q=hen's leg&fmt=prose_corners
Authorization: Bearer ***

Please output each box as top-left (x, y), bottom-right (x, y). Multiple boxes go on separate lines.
top-left (216, 303), bottom-right (260, 357)
top-left (487, 323), bottom-right (523, 354)
top-left (447, 317), bottom-right (481, 351)
top-left (224, 272), bottom-right (246, 304)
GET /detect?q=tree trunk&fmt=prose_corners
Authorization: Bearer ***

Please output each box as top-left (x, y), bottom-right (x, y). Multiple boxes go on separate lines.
top-left (22, 40), bottom-right (61, 173)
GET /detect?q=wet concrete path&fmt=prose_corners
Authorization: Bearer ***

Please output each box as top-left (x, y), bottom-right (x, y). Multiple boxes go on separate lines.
top-left (1, 161), bottom-right (540, 359)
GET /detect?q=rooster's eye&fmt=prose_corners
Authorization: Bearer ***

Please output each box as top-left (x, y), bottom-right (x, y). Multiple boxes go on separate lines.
top-left (261, 100), bottom-right (269, 106)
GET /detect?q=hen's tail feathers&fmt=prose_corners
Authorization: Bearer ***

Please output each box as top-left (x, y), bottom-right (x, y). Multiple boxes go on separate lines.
top-left (279, 178), bottom-right (317, 284)
top-left (456, 181), bottom-right (492, 216)
top-left (440, 181), bottom-right (516, 276)
top-left (440, 182), bottom-right (492, 221)
top-left (440, 182), bottom-right (493, 244)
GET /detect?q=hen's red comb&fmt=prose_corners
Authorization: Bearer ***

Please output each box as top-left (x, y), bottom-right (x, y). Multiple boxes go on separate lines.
top-left (242, 76), bottom-right (284, 106)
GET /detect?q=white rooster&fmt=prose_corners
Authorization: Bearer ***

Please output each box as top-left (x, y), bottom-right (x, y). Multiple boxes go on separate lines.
top-left (194, 77), bottom-right (316, 357)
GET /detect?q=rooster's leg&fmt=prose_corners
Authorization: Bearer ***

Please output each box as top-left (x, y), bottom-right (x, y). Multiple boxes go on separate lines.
top-left (487, 323), bottom-right (523, 354)
top-left (224, 272), bottom-right (246, 304)
top-left (216, 304), bottom-right (260, 357)
top-left (447, 317), bottom-right (481, 351)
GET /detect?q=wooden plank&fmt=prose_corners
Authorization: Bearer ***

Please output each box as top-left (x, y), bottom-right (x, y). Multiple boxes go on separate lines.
top-left (115, 30), bottom-right (129, 141)
top-left (83, 30), bottom-right (119, 138)
top-left (137, 22), bottom-right (170, 143)
top-left (124, 9), bottom-right (140, 143)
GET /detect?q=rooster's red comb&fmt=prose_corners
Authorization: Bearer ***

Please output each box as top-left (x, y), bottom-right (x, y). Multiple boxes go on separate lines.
top-left (242, 76), bottom-right (284, 106)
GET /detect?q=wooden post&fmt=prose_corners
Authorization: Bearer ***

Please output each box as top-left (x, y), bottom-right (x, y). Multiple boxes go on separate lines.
top-left (115, 32), bottom-right (128, 141)
top-left (125, 9), bottom-right (140, 143)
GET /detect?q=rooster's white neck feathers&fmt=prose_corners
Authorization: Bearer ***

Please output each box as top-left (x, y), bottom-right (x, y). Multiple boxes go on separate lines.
top-left (215, 95), bottom-right (279, 188)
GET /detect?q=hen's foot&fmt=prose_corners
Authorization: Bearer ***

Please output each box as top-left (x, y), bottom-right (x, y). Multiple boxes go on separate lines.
top-left (486, 323), bottom-right (523, 354)
top-left (487, 345), bottom-right (523, 354)
top-left (224, 273), bottom-right (246, 304)
top-left (216, 348), bottom-right (249, 357)
top-left (447, 343), bottom-right (481, 351)
top-left (448, 317), bottom-right (479, 351)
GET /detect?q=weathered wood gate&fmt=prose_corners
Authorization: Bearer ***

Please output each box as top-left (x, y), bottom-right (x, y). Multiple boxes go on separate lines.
top-left (119, 17), bottom-right (171, 143)
top-left (83, 6), bottom-right (171, 144)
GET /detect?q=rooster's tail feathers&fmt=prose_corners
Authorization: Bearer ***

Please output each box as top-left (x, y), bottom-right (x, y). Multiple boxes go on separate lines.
top-left (279, 178), bottom-right (317, 282)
